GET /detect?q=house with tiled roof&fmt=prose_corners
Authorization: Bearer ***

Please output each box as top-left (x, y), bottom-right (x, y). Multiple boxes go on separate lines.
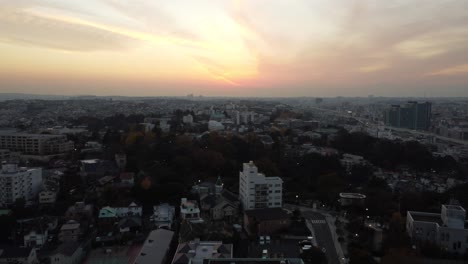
top-left (192, 177), bottom-right (240, 221)
top-left (59, 220), bottom-right (81, 243)
top-left (98, 206), bottom-right (117, 218)
top-left (49, 242), bottom-right (85, 264)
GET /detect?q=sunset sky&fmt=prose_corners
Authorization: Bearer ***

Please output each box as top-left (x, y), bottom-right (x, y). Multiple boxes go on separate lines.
top-left (1, 0), bottom-right (468, 97)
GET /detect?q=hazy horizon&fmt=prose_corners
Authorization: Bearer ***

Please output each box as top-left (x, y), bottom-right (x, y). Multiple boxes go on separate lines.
top-left (1, 0), bottom-right (468, 97)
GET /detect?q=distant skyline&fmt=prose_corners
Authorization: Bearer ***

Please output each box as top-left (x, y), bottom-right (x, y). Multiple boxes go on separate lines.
top-left (1, 0), bottom-right (468, 97)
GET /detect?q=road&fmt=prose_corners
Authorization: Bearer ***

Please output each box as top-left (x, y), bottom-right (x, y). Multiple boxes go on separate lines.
top-left (302, 210), bottom-right (341, 264)
top-left (308, 106), bottom-right (468, 146)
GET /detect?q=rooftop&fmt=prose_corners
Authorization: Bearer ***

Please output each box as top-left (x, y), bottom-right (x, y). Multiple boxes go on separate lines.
top-left (61, 220), bottom-right (80, 231)
top-left (134, 229), bottom-right (174, 264)
top-left (408, 211), bottom-right (443, 225)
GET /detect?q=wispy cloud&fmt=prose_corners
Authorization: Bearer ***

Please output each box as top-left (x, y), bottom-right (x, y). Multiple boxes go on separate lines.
top-left (428, 64), bottom-right (468, 76)
top-left (0, 9), bottom-right (135, 51)
top-left (1, 0), bottom-right (468, 96)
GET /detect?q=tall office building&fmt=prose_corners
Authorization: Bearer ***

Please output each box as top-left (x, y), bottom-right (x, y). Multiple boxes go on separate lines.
top-left (239, 161), bottom-right (283, 210)
top-left (384, 105), bottom-right (401, 127)
top-left (384, 101), bottom-right (431, 130)
top-left (0, 163), bottom-right (43, 206)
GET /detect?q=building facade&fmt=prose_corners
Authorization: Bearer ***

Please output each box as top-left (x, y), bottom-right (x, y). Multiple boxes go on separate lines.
top-left (0, 164), bottom-right (42, 206)
top-left (239, 161), bottom-right (283, 210)
top-left (0, 132), bottom-right (73, 155)
top-left (384, 101), bottom-right (432, 130)
top-left (180, 198), bottom-right (202, 222)
top-left (406, 202), bottom-right (468, 253)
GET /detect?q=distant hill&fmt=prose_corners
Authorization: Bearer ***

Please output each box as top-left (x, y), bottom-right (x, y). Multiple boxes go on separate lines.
top-left (0, 93), bottom-right (70, 101)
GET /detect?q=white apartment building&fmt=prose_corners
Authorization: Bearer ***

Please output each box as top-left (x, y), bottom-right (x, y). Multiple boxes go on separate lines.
top-left (183, 114), bottom-right (194, 124)
top-left (0, 132), bottom-right (74, 155)
top-left (406, 201), bottom-right (468, 253)
top-left (0, 149), bottom-right (11, 161)
top-left (239, 161), bottom-right (283, 210)
top-left (0, 163), bottom-right (42, 206)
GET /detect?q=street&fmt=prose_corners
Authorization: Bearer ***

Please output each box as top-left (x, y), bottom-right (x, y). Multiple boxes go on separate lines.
top-left (302, 210), bottom-right (341, 264)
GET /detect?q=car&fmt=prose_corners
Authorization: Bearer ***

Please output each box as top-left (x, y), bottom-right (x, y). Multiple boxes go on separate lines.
top-left (259, 236), bottom-right (265, 245)
top-left (299, 240), bottom-right (312, 246)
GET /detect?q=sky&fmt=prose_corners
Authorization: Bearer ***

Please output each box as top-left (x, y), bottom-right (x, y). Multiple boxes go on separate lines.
top-left (0, 0), bottom-right (468, 97)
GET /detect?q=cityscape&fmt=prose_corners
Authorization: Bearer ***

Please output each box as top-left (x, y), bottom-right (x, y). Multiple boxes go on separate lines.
top-left (1, 1), bottom-right (468, 264)
top-left (0, 96), bottom-right (467, 264)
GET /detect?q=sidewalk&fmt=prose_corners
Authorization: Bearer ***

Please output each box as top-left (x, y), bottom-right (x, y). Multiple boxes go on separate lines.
top-left (323, 213), bottom-right (347, 263)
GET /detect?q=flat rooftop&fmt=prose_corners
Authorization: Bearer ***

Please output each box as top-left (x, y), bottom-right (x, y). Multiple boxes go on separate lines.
top-left (409, 211), bottom-right (443, 225)
top-left (444, 205), bottom-right (465, 211)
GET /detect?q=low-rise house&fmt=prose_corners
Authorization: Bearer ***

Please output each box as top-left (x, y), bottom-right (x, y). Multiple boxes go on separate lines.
top-left (133, 229), bottom-right (174, 264)
top-left (98, 206), bottom-right (118, 219)
top-left (98, 206), bottom-right (118, 232)
top-left (59, 220), bottom-right (81, 243)
top-left (151, 204), bottom-right (175, 229)
top-left (79, 159), bottom-right (118, 182)
top-left (115, 202), bottom-right (142, 217)
top-left (244, 208), bottom-right (290, 236)
top-left (171, 240), bottom-right (232, 264)
top-left (65, 202), bottom-right (93, 222)
top-left (118, 217), bottom-right (142, 234)
top-left (0, 247), bottom-right (38, 264)
top-left (18, 217), bottom-right (58, 248)
top-left (49, 242), bottom-right (85, 264)
top-left (193, 177), bottom-right (239, 222)
top-left (180, 198), bottom-right (203, 223)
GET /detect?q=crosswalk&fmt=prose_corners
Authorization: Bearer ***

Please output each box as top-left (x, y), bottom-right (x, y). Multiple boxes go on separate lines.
top-left (310, 220), bottom-right (326, 224)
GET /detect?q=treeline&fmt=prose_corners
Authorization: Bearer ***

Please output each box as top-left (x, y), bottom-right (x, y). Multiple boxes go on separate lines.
top-left (330, 130), bottom-right (464, 176)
